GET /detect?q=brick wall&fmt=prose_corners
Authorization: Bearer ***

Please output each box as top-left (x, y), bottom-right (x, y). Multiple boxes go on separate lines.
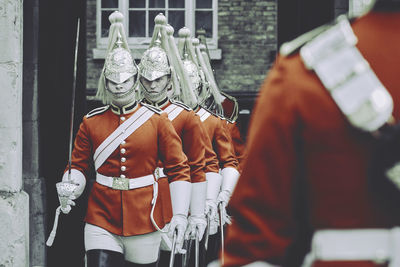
top-left (85, 0), bottom-right (277, 97)
top-left (215, 0), bottom-right (277, 93)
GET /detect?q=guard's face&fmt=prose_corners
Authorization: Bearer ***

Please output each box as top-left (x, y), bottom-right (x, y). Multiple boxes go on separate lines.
top-left (140, 75), bottom-right (171, 103)
top-left (106, 76), bottom-right (136, 107)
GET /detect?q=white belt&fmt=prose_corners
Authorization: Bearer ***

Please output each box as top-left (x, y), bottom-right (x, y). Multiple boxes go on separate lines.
top-left (302, 228), bottom-right (400, 267)
top-left (96, 173), bottom-right (155, 190)
top-left (96, 172), bottom-right (169, 233)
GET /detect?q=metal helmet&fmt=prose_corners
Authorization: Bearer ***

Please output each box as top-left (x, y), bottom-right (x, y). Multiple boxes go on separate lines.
top-left (182, 56), bottom-right (201, 92)
top-left (139, 39), bottom-right (171, 81)
top-left (104, 33), bottom-right (137, 84)
top-left (96, 11), bottom-right (138, 104)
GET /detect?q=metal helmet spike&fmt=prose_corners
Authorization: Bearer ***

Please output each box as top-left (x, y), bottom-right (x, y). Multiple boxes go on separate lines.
top-left (96, 11), bottom-right (138, 104)
top-left (138, 14), bottom-right (170, 81)
top-left (104, 31), bottom-right (137, 84)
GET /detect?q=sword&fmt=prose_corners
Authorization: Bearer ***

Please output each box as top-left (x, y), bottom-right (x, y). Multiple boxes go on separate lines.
top-left (184, 238), bottom-right (193, 267)
top-left (169, 229), bottom-right (177, 267)
top-left (219, 202), bottom-right (225, 266)
top-left (195, 229), bottom-right (200, 267)
top-left (67, 17), bottom-right (80, 182)
top-left (46, 18), bottom-right (81, 247)
top-left (204, 212), bottom-right (211, 250)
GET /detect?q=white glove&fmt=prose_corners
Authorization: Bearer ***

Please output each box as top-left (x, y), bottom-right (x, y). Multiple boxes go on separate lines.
top-left (60, 198), bottom-right (76, 214)
top-left (217, 190), bottom-right (230, 207)
top-left (218, 202), bottom-right (232, 226)
top-left (185, 215), bottom-right (207, 241)
top-left (168, 214), bottom-right (188, 253)
top-left (209, 204), bottom-right (232, 235)
top-left (205, 199), bottom-right (218, 221)
top-left (209, 215), bottom-right (219, 235)
top-left (169, 180), bottom-right (191, 253)
top-left (216, 190), bottom-right (233, 227)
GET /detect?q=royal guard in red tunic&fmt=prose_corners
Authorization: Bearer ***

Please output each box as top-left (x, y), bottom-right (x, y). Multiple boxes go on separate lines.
top-left (196, 32), bottom-right (246, 173)
top-left (54, 12), bottom-right (191, 267)
top-left (177, 27), bottom-right (240, 265)
top-left (223, 1), bottom-right (400, 266)
top-left (135, 14), bottom-right (212, 266)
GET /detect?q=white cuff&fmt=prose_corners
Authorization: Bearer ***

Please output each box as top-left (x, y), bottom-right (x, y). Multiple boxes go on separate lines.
top-left (62, 169), bottom-right (86, 198)
top-left (206, 172), bottom-right (222, 200)
top-left (221, 167), bottom-right (240, 194)
top-left (170, 181), bottom-right (191, 216)
top-left (190, 181), bottom-right (207, 216)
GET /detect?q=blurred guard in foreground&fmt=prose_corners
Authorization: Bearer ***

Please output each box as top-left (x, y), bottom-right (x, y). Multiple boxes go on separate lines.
top-left (223, 1), bottom-right (400, 266)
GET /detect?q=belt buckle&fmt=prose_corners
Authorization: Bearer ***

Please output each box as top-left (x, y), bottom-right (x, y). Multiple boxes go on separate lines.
top-left (112, 177), bottom-right (129, 190)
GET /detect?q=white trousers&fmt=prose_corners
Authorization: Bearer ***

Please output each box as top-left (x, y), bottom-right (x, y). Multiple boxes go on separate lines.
top-left (84, 223), bottom-right (161, 264)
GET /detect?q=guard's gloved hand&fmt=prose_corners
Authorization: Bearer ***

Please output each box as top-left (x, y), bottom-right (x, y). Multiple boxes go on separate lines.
top-left (186, 181), bottom-right (207, 241)
top-left (217, 167), bottom-right (240, 225)
top-left (217, 201), bottom-right (232, 226)
top-left (217, 190), bottom-right (230, 207)
top-left (205, 199), bottom-right (218, 222)
top-left (209, 215), bottom-right (219, 235)
top-left (205, 172), bottom-right (223, 223)
top-left (169, 180), bottom-right (191, 254)
top-left (185, 215), bottom-right (207, 241)
top-left (60, 198), bottom-right (76, 214)
top-left (168, 214), bottom-right (188, 253)
top-left (58, 169), bottom-right (86, 214)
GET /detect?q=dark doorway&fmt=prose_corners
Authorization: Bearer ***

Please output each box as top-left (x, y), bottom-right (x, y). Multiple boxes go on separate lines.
top-left (38, 0), bottom-right (87, 266)
top-left (278, 0), bottom-right (336, 49)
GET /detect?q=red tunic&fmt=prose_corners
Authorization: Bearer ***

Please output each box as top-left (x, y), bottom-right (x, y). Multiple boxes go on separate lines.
top-left (68, 103), bottom-right (190, 236)
top-left (198, 108), bottom-right (238, 170)
top-left (224, 12), bottom-right (400, 267)
top-left (225, 121), bottom-right (246, 173)
top-left (161, 100), bottom-right (206, 184)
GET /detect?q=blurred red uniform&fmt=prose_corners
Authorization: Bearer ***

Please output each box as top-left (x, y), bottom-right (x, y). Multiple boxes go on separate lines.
top-left (224, 10), bottom-right (400, 267)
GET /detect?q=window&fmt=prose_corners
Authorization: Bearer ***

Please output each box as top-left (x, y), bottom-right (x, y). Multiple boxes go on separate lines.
top-left (96, 0), bottom-right (220, 58)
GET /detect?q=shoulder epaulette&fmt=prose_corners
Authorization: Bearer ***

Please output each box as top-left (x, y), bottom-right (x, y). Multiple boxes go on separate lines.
top-left (279, 23), bottom-right (333, 57)
top-left (141, 102), bottom-right (162, 115)
top-left (170, 99), bottom-right (192, 111)
top-left (86, 105), bottom-right (109, 118)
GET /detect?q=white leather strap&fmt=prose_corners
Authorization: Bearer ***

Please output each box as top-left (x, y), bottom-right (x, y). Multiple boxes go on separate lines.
top-left (154, 167), bottom-right (166, 179)
top-left (300, 16), bottom-right (393, 132)
top-left (196, 108), bottom-right (211, 122)
top-left (164, 104), bottom-right (184, 122)
top-left (302, 228), bottom-right (400, 267)
top-left (94, 106), bottom-right (154, 170)
top-left (96, 173), bottom-right (155, 190)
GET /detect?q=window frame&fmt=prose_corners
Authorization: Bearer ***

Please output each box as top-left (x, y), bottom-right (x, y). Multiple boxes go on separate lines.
top-left (96, 0), bottom-right (219, 51)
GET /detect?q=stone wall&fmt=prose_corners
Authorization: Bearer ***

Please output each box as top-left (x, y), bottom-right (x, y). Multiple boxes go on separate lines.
top-left (23, 0), bottom-right (46, 265)
top-left (85, 0), bottom-right (277, 97)
top-left (0, 0), bottom-right (30, 266)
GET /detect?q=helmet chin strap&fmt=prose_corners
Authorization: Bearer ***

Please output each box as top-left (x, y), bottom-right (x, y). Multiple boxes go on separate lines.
top-left (141, 81), bottom-right (170, 107)
top-left (105, 83), bottom-right (137, 108)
